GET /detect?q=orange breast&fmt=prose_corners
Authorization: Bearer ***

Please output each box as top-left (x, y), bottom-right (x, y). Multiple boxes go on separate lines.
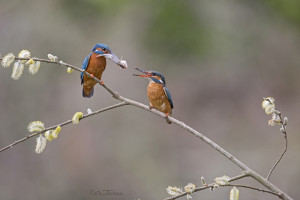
top-left (147, 82), bottom-right (172, 114)
top-left (82, 53), bottom-right (106, 95)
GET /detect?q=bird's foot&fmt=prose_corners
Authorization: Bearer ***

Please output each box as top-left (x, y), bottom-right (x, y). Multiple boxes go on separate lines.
top-left (165, 113), bottom-right (172, 124)
top-left (100, 81), bottom-right (104, 86)
top-left (90, 74), bottom-right (94, 78)
top-left (149, 105), bottom-right (154, 110)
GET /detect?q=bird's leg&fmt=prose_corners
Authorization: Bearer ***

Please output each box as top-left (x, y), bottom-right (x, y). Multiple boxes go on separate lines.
top-left (149, 105), bottom-right (154, 110)
top-left (165, 113), bottom-right (169, 120)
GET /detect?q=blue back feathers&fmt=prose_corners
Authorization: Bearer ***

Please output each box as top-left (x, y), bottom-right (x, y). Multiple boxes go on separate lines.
top-left (81, 53), bottom-right (91, 85)
top-left (163, 87), bottom-right (174, 109)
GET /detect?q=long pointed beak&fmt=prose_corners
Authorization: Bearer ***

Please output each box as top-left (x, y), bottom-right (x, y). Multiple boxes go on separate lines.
top-left (133, 67), bottom-right (152, 77)
top-left (97, 52), bottom-right (128, 69)
top-left (134, 67), bottom-right (149, 74)
top-left (134, 67), bottom-right (151, 77)
top-left (133, 74), bottom-right (150, 78)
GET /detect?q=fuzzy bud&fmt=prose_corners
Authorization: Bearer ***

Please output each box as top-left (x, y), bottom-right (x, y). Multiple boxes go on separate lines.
top-left (28, 121), bottom-right (45, 132)
top-left (18, 50), bottom-right (31, 63)
top-left (283, 117), bottom-right (288, 125)
top-left (230, 187), bottom-right (239, 200)
top-left (184, 183), bottom-right (196, 193)
top-left (214, 175), bottom-right (230, 185)
top-left (48, 54), bottom-right (58, 62)
top-left (35, 134), bottom-right (47, 154)
top-left (201, 177), bottom-right (206, 185)
top-left (1, 53), bottom-right (15, 68)
top-left (72, 112), bottom-right (84, 125)
top-left (11, 61), bottom-right (24, 80)
top-left (29, 61), bottom-right (41, 75)
top-left (166, 186), bottom-right (184, 196)
top-left (25, 58), bottom-right (34, 65)
top-left (51, 126), bottom-right (61, 139)
top-left (262, 97), bottom-right (275, 115)
top-left (67, 67), bottom-right (74, 74)
top-left (45, 130), bottom-right (54, 141)
top-left (87, 108), bottom-right (92, 114)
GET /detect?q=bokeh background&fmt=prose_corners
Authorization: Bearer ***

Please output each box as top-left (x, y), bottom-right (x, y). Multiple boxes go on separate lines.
top-left (0, 0), bottom-right (299, 199)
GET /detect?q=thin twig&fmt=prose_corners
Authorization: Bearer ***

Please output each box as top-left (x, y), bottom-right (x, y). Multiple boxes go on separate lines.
top-left (164, 173), bottom-right (280, 200)
top-left (0, 102), bottom-right (128, 153)
top-left (227, 184), bottom-right (280, 196)
top-left (267, 132), bottom-right (287, 180)
top-left (0, 56), bottom-right (293, 200)
top-left (229, 172), bottom-right (249, 182)
top-left (267, 113), bottom-right (288, 180)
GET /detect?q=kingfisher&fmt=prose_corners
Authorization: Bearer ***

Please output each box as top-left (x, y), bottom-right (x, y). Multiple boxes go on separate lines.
top-left (81, 43), bottom-right (127, 98)
top-left (133, 67), bottom-right (174, 124)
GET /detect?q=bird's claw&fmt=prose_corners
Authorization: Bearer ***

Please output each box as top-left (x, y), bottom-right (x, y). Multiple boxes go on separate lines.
top-left (149, 105), bottom-right (154, 110)
top-left (100, 81), bottom-right (104, 86)
top-left (165, 113), bottom-right (170, 120)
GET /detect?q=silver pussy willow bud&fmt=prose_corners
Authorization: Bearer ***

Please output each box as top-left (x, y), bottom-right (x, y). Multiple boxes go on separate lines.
top-left (201, 177), bottom-right (206, 185)
top-left (283, 117), bottom-right (288, 125)
top-left (273, 110), bottom-right (281, 115)
top-left (230, 187), bottom-right (239, 200)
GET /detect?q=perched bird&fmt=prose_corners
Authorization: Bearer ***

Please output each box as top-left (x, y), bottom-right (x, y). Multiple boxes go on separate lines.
top-left (81, 43), bottom-right (127, 98)
top-left (133, 67), bottom-right (174, 124)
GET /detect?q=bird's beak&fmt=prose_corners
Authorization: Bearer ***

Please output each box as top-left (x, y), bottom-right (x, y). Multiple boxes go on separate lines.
top-left (97, 52), bottom-right (128, 69)
top-left (133, 67), bottom-right (151, 77)
top-left (132, 74), bottom-right (150, 78)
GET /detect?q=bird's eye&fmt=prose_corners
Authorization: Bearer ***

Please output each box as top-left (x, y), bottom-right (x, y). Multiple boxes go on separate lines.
top-left (102, 48), bottom-right (106, 51)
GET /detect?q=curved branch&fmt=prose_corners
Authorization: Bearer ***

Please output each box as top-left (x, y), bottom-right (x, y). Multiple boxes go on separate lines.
top-left (267, 133), bottom-right (287, 180)
top-left (0, 57), bottom-right (293, 200)
top-left (0, 102), bottom-right (128, 153)
top-left (164, 174), bottom-right (280, 200)
top-left (267, 113), bottom-right (288, 180)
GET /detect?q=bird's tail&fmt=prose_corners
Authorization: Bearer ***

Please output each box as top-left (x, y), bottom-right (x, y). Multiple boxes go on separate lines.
top-left (82, 87), bottom-right (94, 98)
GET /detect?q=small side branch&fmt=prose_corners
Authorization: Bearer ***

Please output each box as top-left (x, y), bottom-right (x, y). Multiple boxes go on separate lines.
top-left (267, 112), bottom-right (288, 180)
top-left (0, 102), bottom-right (128, 153)
top-left (267, 132), bottom-right (287, 180)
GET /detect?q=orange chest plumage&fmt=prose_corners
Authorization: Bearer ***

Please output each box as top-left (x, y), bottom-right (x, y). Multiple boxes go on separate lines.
top-left (85, 53), bottom-right (106, 80)
top-left (147, 82), bottom-right (172, 114)
top-left (82, 54), bottom-right (106, 97)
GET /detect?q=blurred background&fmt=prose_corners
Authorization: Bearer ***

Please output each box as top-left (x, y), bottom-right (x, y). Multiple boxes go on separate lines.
top-left (0, 0), bottom-right (299, 199)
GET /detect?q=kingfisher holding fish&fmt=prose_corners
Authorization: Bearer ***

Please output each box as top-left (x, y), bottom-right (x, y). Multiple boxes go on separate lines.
top-left (133, 67), bottom-right (174, 124)
top-left (81, 43), bottom-right (127, 98)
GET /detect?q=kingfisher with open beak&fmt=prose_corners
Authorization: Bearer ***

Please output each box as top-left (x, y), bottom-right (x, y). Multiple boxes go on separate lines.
top-left (81, 43), bottom-right (127, 98)
top-left (133, 67), bottom-right (174, 124)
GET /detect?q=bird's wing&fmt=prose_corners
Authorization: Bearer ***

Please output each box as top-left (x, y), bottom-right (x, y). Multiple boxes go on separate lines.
top-left (163, 86), bottom-right (174, 109)
top-left (81, 53), bottom-right (91, 85)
